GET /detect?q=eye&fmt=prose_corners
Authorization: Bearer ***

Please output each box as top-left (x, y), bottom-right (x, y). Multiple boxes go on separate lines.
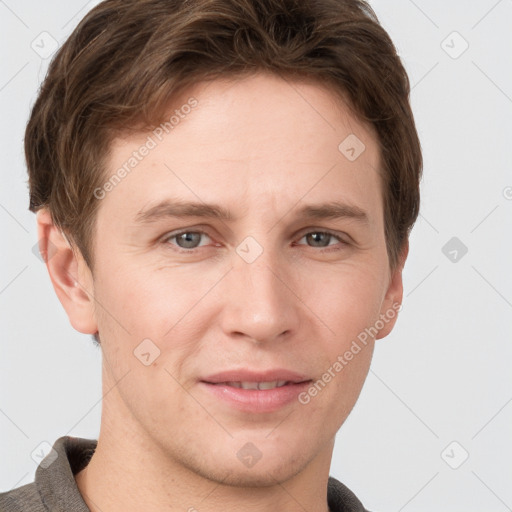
top-left (163, 230), bottom-right (212, 250)
top-left (161, 228), bottom-right (349, 253)
top-left (296, 230), bottom-right (347, 251)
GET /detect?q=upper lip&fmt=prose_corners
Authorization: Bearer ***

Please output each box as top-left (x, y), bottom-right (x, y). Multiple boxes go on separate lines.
top-left (201, 369), bottom-right (311, 384)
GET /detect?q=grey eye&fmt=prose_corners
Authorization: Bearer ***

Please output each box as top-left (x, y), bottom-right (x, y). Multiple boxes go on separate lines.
top-left (174, 232), bottom-right (203, 249)
top-left (305, 232), bottom-right (334, 247)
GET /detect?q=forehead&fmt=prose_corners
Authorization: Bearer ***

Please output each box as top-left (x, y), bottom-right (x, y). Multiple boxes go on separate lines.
top-left (99, 73), bottom-right (383, 228)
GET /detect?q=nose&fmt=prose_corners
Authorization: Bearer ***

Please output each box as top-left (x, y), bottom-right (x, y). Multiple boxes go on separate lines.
top-left (218, 245), bottom-right (301, 344)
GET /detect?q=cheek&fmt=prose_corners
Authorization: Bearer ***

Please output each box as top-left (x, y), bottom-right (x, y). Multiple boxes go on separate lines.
top-left (304, 262), bottom-right (386, 342)
top-left (298, 333), bottom-right (374, 434)
top-left (93, 259), bottom-right (224, 347)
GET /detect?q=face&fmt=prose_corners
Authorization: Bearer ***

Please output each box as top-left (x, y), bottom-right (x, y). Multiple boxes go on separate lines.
top-left (54, 72), bottom-right (404, 485)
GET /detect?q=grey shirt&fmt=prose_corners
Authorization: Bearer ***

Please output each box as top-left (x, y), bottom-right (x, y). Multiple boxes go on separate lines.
top-left (0, 436), bottom-right (369, 511)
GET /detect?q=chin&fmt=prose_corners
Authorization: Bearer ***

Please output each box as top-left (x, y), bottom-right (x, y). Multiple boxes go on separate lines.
top-left (206, 460), bottom-right (305, 488)
top-left (179, 445), bottom-right (310, 488)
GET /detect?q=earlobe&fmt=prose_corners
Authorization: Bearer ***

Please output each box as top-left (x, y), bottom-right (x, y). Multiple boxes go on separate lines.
top-left (375, 240), bottom-right (409, 340)
top-left (36, 209), bottom-right (98, 335)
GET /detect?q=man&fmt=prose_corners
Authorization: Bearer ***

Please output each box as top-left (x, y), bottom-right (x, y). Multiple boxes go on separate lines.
top-left (0, 0), bottom-right (422, 510)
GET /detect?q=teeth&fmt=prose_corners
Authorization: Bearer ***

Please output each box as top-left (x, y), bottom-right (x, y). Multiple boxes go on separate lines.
top-left (223, 380), bottom-right (289, 390)
top-left (258, 380), bottom-right (288, 390)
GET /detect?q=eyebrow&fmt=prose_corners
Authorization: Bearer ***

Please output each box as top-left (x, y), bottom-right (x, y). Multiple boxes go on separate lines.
top-left (134, 199), bottom-right (369, 225)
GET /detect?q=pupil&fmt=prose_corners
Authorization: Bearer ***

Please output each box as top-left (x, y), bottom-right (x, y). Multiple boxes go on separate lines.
top-left (177, 232), bottom-right (200, 248)
top-left (307, 232), bottom-right (330, 247)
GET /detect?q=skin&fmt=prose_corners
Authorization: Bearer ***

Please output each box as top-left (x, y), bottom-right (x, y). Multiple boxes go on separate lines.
top-left (37, 72), bottom-right (407, 512)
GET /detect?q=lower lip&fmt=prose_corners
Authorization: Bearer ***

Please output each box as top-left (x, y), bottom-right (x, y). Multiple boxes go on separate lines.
top-left (199, 381), bottom-right (312, 413)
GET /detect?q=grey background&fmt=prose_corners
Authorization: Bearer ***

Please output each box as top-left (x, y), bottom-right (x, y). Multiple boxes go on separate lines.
top-left (1, 1), bottom-right (511, 510)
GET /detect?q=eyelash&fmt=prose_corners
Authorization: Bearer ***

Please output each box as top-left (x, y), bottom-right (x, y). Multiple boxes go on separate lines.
top-left (161, 228), bottom-right (349, 254)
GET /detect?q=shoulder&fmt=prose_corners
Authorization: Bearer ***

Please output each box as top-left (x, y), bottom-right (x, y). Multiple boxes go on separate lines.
top-left (0, 482), bottom-right (45, 512)
top-left (327, 475), bottom-right (372, 512)
top-left (0, 435), bottom-right (97, 512)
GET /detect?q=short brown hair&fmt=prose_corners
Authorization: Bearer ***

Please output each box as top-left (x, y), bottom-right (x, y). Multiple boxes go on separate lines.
top-left (26, 0), bottom-right (422, 273)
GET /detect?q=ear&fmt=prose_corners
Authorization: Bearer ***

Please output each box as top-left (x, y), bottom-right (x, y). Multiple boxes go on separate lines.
top-left (36, 209), bottom-right (98, 335)
top-left (375, 240), bottom-right (409, 340)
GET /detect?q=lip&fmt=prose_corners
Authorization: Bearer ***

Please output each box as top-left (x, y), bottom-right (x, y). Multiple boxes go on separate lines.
top-left (199, 369), bottom-right (312, 413)
top-left (201, 368), bottom-right (310, 384)
top-left (199, 381), bottom-right (312, 413)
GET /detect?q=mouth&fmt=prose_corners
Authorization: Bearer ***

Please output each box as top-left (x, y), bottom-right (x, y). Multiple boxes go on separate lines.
top-left (209, 380), bottom-right (298, 390)
top-left (199, 371), bottom-right (312, 413)
top-left (201, 368), bottom-right (310, 386)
